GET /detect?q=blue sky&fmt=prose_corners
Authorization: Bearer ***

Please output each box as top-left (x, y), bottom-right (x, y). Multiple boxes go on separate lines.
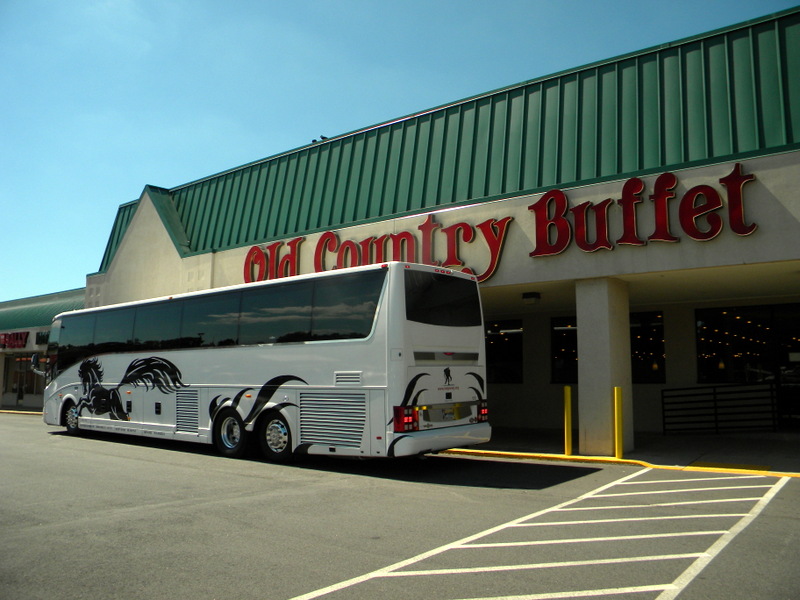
top-left (1, 0), bottom-right (797, 302)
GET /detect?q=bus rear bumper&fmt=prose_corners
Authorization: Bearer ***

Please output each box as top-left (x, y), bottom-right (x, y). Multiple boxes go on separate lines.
top-left (388, 422), bottom-right (491, 457)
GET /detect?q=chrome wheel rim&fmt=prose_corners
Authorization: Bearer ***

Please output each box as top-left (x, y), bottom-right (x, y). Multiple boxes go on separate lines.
top-left (66, 406), bottom-right (78, 430)
top-left (220, 416), bottom-right (242, 449)
top-left (265, 419), bottom-right (289, 453)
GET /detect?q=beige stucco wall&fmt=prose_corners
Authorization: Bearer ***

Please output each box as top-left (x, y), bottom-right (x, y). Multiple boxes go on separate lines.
top-left (86, 191), bottom-right (216, 308)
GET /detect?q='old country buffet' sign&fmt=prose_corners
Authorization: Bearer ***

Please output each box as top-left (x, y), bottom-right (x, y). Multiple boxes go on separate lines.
top-left (243, 163), bottom-right (756, 283)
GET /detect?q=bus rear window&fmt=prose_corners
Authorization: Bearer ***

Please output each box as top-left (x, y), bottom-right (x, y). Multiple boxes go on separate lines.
top-left (404, 271), bottom-right (481, 327)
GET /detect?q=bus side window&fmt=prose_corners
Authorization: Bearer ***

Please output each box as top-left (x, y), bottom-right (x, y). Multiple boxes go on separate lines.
top-left (58, 313), bottom-right (96, 371)
top-left (95, 308), bottom-right (135, 354)
top-left (181, 292), bottom-right (242, 347)
top-left (311, 271), bottom-right (384, 340)
top-left (134, 302), bottom-right (182, 350)
top-left (239, 281), bottom-right (312, 345)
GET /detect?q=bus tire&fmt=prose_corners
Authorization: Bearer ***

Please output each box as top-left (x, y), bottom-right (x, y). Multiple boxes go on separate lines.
top-left (258, 412), bottom-right (293, 462)
top-left (213, 408), bottom-right (247, 458)
top-left (63, 401), bottom-right (81, 436)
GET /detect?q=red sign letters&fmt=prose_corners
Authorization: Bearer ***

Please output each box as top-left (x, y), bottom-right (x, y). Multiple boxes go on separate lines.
top-left (242, 163), bottom-right (757, 284)
top-left (244, 214), bottom-right (513, 284)
top-left (528, 163), bottom-right (756, 256)
top-left (0, 332), bottom-right (29, 349)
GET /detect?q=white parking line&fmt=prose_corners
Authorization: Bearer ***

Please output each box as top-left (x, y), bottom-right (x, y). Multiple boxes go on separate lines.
top-left (286, 469), bottom-right (648, 600)
top-left (559, 496), bottom-right (765, 511)
top-left (450, 584), bottom-right (676, 600)
top-left (655, 476), bottom-right (789, 600)
top-left (385, 553), bottom-right (706, 577)
top-left (618, 474), bottom-right (767, 485)
top-left (595, 484), bottom-right (773, 497)
top-left (287, 469), bottom-right (789, 600)
top-left (460, 530), bottom-right (728, 549)
top-left (514, 513), bottom-right (748, 527)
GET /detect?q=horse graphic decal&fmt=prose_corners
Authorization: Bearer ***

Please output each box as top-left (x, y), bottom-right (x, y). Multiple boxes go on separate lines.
top-left (209, 374), bottom-right (307, 427)
top-left (75, 357), bottom-right (186, 421)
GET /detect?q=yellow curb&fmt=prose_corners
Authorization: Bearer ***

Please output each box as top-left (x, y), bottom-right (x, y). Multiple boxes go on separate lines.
top-left (445, 447), bottom-right (800, 479)
top-left (0, 410), bottom-right (42, 416)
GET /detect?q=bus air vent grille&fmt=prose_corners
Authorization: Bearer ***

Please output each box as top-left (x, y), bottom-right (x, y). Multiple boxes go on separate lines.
top-left (334, 371), bottom-right (362, 386)
top-left (176, 390), bottom-right (200, 433)
top-left (299, 393), bottom-right (366, 448)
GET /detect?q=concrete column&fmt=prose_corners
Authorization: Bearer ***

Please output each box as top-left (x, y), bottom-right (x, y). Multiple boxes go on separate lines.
top-left (576, 277), bottom-right (634, 455)
top-left (663, 305), bottom-right (697, 387)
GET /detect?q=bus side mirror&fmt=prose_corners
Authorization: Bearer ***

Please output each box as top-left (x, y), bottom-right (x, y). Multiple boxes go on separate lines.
top-left (30, 353), bottom-right (45, 378)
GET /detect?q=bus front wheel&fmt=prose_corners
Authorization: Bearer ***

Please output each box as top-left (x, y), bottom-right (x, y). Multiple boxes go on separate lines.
top-left (63, 401), bottom-right (80, 436)
top-left (213, 409), bottom-right (247, 458)
top-left (258, 412), bottom-right (293, 462)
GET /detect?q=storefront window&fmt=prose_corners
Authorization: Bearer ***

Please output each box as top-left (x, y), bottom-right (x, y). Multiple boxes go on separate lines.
top-left (3, 356), bottom-right (44, 400)
top-left (551, 312), bottom-right (665, 383)
top-left (486, 320), bottom-right (523, 383)
top-left (630, 312), bottom-right (666, 383)
top-left (696, 304), bottom-right (800, 384)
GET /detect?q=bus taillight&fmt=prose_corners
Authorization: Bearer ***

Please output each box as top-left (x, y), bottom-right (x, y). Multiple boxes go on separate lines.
top-left (393, 406), bottom-right (419, 433)
top-left (477, 400), bottom-right (489, 422)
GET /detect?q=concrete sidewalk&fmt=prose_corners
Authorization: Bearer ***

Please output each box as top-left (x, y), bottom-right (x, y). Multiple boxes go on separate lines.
top-left (458, 427), bottom-right (800, 477)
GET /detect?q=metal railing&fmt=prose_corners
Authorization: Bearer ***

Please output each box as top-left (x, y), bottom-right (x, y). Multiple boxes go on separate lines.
top-left (661, 383), bottom-right (778, 434)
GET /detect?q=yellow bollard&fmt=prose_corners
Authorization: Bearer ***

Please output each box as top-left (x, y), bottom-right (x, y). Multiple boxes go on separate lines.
top-left (613, 386), bottom-right (623, 459)
top-left (564, 386), bottom-right (573, 456)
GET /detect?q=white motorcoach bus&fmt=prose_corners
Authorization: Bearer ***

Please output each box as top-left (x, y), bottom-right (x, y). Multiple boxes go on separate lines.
top-left (39, 263), bottom-right (490, 460)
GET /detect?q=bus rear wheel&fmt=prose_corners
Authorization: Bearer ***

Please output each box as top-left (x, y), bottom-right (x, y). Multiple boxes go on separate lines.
top-left (213, 408), bottom-right (247, 458)
top-left (258, 412), bottom-right (293, 462)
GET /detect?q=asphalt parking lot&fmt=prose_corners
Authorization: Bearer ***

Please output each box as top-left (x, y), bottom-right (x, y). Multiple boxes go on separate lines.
top-left (2, 413), bottom-right (799, 600)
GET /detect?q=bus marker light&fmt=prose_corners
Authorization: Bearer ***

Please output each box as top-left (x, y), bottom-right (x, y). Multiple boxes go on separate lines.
top-left (477, 400), bottom-right (489, 422)
top-left (393, 406), bottom-right (419, 432)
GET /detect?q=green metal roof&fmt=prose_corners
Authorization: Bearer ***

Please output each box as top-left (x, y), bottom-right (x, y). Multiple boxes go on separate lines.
top-left (0, 289), bottom-right (85, 331)
top-left (97, 7), bottom-right (800, 274)
top-left (97, 200), bottom-right (138, 274)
